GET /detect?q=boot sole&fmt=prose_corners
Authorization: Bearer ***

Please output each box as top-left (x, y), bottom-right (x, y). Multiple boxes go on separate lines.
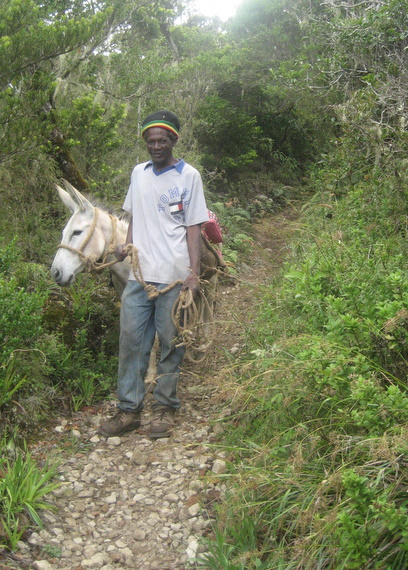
top-left (149, 426), bottom-right (173, 439)
top-left (98, 422), bottom-right (141, 438)
top-left (149, 432), bottom-right (171, 439)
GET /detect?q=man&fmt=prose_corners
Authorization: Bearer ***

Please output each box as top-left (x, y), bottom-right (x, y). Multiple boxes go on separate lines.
top-left (99, 110), bottom-right (209, 439)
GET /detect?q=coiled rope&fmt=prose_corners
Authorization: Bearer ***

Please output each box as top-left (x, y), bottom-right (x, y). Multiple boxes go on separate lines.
top-left (172, 287), bottom-right (215, 363)
top-left (124, 243), bottom-right (216, 362)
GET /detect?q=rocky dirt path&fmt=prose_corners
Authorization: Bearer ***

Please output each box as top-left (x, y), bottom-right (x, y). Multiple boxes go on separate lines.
top-left (1, 208), bottom-right (299, 570)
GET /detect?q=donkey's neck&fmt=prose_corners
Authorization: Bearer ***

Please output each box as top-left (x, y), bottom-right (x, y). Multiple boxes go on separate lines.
top-left (101, 211), bottom-right (130, 297)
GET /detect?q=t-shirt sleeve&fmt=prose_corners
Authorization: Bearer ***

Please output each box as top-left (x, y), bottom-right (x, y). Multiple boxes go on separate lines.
top-left (122, 188), bottom-right (132, 214)
top-left (184, 170), bottom-right (209, 227)
top-left (122, 167), bottom-right (137, 213)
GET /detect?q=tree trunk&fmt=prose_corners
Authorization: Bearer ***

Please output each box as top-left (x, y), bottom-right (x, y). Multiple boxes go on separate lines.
top-left (49, 127), bottom-right (89, 192)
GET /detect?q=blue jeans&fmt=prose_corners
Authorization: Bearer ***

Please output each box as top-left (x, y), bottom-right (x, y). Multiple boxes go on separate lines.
top-left (117, 280), bottom-right (185, 412)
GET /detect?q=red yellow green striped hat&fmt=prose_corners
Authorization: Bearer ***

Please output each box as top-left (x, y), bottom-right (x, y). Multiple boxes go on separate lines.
top-left (141, 110), bottom-right (180, 138)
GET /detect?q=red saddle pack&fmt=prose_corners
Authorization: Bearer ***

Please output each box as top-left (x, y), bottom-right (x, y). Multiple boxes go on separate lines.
top-left (202, 210), bottom-right (223, 244)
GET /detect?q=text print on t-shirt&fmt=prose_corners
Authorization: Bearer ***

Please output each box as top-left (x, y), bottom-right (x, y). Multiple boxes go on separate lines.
top-left (157, 187), bottom-right (191, 223)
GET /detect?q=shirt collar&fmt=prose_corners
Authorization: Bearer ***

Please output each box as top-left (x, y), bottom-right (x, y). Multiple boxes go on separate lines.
top-left (144, 159), bottom-right (185, 175)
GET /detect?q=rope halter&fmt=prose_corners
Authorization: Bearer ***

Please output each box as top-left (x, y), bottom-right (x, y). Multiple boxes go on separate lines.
top-left (57, 208), bottom-right (119, 273)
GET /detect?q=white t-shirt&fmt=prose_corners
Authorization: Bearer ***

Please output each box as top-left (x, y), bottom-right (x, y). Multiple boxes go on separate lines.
top-left (123, 159), bottom-right (209, 284)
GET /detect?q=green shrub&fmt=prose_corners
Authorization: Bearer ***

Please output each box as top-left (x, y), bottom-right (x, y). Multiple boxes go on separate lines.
top-left (195, 94), bottom-right (262, 175)
top-left (0, 276), bottom-right (47, 359)
top-left (0, 240), bottom-right (49, 360)
top-left (0, 238), bottom-right (119, 427)
top-left (332, 466), bottom-right (408, 569)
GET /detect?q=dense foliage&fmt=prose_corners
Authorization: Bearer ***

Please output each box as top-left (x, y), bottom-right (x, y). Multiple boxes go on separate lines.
top-left (212, 165), bottom-right (408, 568)
top-left (2, 0), bottom-right (408, 564)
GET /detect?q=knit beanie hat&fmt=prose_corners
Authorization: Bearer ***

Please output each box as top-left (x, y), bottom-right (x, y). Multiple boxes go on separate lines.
top-left (141, 110), bottom-right (180, 138)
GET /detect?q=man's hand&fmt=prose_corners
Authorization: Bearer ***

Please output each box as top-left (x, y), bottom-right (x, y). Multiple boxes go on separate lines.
top-left (115, 244), bottom-right (129, 262)
top-left (182, 272), bottom-right (200, 296)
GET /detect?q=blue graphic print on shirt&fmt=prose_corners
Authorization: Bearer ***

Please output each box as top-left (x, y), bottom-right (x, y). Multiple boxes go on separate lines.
top-left (157, 187), bottom-right (190, 224)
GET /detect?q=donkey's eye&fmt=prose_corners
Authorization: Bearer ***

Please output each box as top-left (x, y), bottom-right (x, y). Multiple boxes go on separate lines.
top-left (71, 230), bottom-right (83, 238)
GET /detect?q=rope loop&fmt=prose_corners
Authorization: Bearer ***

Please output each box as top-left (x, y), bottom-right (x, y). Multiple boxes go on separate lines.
top-left (171, 287), bottom-right (215, 363)
top-left (124, 244), bottom-right (216, 361)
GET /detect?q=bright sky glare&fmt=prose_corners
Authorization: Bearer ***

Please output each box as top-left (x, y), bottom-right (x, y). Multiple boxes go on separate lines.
top-left (192, 0), bottom-right (242, 21)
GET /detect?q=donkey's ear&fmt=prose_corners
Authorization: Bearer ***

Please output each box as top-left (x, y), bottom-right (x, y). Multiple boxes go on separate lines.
top-left (59, 180), bottom-right (94, 213)
top-left (56, 184), bottom-right (77, 213)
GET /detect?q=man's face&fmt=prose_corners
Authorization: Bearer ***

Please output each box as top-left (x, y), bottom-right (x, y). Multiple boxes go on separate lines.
top-left (144, 127), bottom-right (176, 169)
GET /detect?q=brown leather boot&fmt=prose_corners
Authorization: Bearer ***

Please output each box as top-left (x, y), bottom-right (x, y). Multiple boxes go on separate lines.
top-left (98, 409), bottom-right (141, 437)
top-left (149, 406), bottom-right (176, 439)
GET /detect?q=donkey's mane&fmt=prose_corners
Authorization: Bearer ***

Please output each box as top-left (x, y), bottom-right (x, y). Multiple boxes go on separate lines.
top-left (85, 193), bottom-right (130, 223)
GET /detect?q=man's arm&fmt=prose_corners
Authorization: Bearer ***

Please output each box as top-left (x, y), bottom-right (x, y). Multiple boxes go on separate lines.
top-left (115, 216), bottom-right (133, 261)
top-left (182, 224), bottom-right (202, 294)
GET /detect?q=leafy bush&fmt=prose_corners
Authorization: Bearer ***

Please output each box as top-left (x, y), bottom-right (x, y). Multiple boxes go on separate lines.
top-left (332, 466), bottom-right (408, 569)
top-left (0, 241), bottom-right (48, 418)
top-left (41, 275), bottom-right (120, 387)
top-left (0, 239), bottom-right (119, 429)
top-left (0, 276), bottom-right (47, 359)
top-left (195, 94), bottom-right (262, 175)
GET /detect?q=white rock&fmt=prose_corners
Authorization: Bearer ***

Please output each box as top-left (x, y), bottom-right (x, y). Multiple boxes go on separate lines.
top-left (39, 529), bottom-right (52, 540)
top-left (132, 452), bottom-right (149, 465)
top-left (83, 545), bottom-right (98, 558)
top-left (105, 492), bottom-right (117, 504)
top-left (171, 523), bottom-right (182, 531)
top-left (164, 492), bottom-right (179, 503)
top-left (78, 488), bottom-right (95, 498)
top-left (33, 561), bottom-right (54, 570)
top-left (134, 529), bottom-right (147, 541)
top-left (122, 547), bottom-right (134, 564)
top-left (212, 459), bottom-right (227, 474)
top-left (186, 538), bottom-right (199, 561)
top-left (189, 479), bottom-right (204, 491)
top-left (81, 552), bottom-right (107, 568)
top-left (89, 452), bottom-right (102, 463)
top-left (179, 507), bottom-right (192, 521)
top-left (106, 437), bottom-right (121, 446)
top-left (132, 492), bottom-right (145, 502)
top-left (27, 532), bottom-right (42, 546)
top-left (151, 476), bottom-right (168, 484)
top-left (188, 503), bottom-right (201, 517)
top-left (17, 540), bottom-right (30, 552)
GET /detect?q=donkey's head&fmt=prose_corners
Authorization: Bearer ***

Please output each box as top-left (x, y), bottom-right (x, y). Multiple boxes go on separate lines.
top-left (51, 181), bottom-right (107, 287)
